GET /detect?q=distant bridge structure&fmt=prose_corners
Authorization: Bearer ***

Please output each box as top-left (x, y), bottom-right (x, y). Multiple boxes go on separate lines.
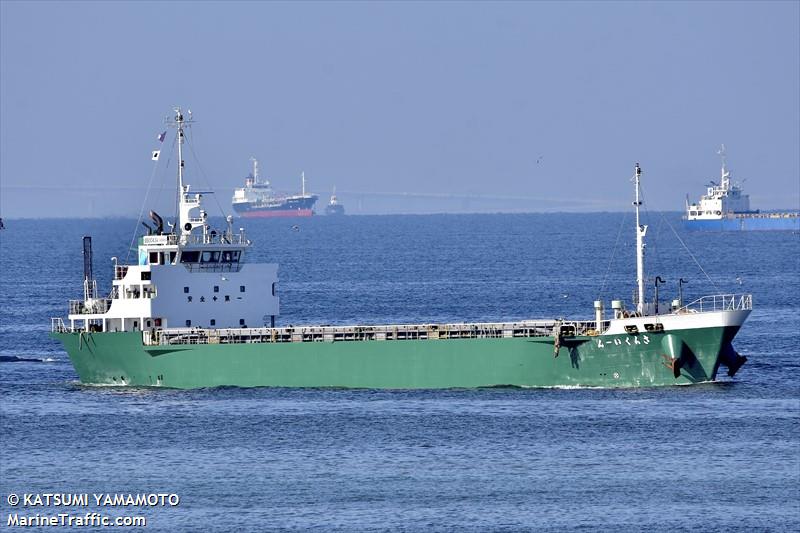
top-left (335, 189), bottom-right (611, 213)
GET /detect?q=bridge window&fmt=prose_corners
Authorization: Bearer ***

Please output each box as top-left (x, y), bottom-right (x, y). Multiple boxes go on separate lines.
top-left (149, 252), bottom-right (159, 264)
top-left (225, 295), bottom-right (230, 302)
top-left (141, 271), bottom-right (151, 281)
top-left (220, 250), bottom-right (241, 263)
top-left (210, 319), bottom-right (216, 326)
top-left (201, 251), bottom-right (220, 263)
top-left (184, 286), bottom-right (189, 293)
top-left (180, 251), bottom-right (200, 263)
top-left (213, 286), bottom-right (219, 293)
top-left (240, 285), bottom-right (246, 293)
top-left (239, 319), bottom-right (245, 326)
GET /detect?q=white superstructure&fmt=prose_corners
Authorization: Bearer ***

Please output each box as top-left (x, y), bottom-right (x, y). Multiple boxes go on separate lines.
top-left (685, 145), bottom-right (752, 221)
top-left (231, 157), bottom-right (275, 205)
top-left (65, 108), bottom-right (280, 333)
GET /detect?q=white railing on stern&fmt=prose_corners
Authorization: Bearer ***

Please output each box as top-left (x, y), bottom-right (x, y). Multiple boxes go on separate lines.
top-left (678, 294), bottom-right (752, 314)
top-left (51, 317), bottom-right (71, 333)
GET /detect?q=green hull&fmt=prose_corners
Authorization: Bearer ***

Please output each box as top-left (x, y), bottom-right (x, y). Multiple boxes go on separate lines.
top-left (52, 325), bottom-right (742, 389)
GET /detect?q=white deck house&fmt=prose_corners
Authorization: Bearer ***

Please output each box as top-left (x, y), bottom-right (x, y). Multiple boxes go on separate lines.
top-left (64, 109), bottom-right (280, 333)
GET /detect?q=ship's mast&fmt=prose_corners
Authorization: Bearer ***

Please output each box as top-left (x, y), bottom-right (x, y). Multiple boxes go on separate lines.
top-left (633, 163), bottom-right (647, 314)
top-left (302, 171), bottom-right (306, 196)
top-left (167, 107), bottom-right (193, 234)
top-left (176, 109), bottom-right (186, 192)
top-left (251, 157), bottom-right (259, 184)
top-left (718, 144), bottom-right (729, 190)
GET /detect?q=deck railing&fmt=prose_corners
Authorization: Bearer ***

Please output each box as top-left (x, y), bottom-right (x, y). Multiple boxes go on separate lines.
top-left (143, 233), bottom-right (249, 246)
top-left (181, 262), bottom-right (243, 273)
top-left (145, 319), bottom-right (607, 347)
top-left (139, 232), bottom-right (250, 251)
top-left (678, 294), bottom-right (752, 314)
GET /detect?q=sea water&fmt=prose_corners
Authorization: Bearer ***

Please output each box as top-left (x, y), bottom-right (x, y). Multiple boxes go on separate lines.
top-left (1, 213), bottom-right (798, 531)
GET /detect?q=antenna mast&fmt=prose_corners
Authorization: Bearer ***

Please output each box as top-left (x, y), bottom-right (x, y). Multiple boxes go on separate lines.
top-left (251, 157), bottom-right (259, 184)
top-left (302, 171), bottom-right (306, 196)
top-left (633, 163), bottom-right (647, 314)
top-left (718, 144), bottom-right (729, 190)
top-left (166, 107), bottom-right (194, 231)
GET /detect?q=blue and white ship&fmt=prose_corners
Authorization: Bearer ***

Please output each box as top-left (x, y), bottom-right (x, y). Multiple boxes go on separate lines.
top-left (232, 158), bottom-right (318, 218)
top-left (683, 146), bottom-right (799, 231)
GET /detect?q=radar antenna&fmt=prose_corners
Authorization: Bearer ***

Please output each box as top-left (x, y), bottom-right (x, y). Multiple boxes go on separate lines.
top-left (166, 107), bottom-right (194, 192)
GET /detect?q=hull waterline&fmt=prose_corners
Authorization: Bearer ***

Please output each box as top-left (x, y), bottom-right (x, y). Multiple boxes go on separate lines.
top-left (684, 216), bottom-right (800, 232)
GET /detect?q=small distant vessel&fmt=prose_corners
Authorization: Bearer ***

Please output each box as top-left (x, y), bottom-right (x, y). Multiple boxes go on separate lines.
top-left (232, 158), bottom-right (318, 218)
top-left (49, 112), bottom-right (752, 390)
top-left (324, 187), bottom-right (345, 216)
top-left (683, 146), bottom-right (799, 231)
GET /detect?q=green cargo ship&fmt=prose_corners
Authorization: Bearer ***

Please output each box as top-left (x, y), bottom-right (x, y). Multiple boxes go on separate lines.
top-left (51, 108), bottom-right (750, 389)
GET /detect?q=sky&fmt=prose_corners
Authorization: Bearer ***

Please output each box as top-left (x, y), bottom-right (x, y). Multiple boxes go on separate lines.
top-left (1, 0), bottom-right (798, 217)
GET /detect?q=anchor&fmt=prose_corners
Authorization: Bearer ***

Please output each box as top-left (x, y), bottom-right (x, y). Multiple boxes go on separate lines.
top-left (661, 333), bottom-right (689, 379)
top-left (719, 342), bottom-right (747, 377)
